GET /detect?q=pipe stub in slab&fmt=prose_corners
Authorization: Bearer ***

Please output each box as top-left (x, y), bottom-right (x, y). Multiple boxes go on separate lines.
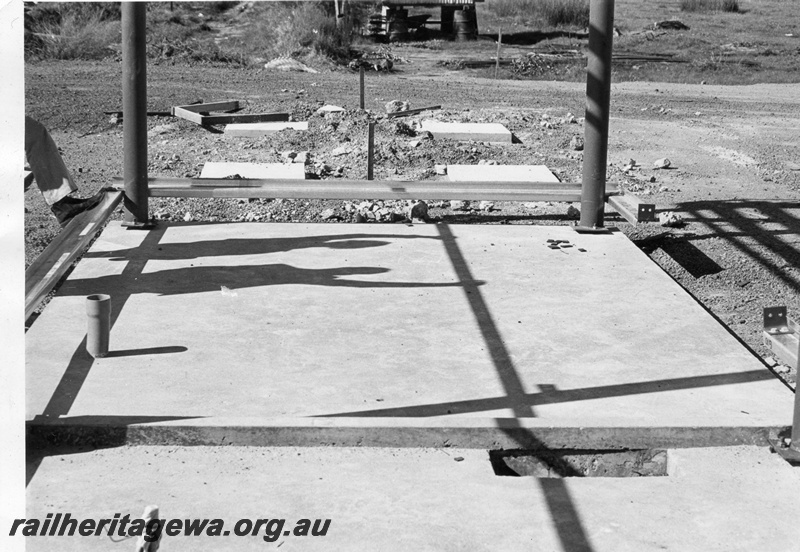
top-left (85, 294), bottom-right (111, 358)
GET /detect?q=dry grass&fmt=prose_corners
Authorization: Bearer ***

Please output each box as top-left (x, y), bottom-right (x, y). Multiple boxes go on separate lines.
top-left (24, 3), bottom-right (120, 60)
top-left (680, 0), bottom-right (740, 12)
top-left (490, 0), bottom-right (589, 27)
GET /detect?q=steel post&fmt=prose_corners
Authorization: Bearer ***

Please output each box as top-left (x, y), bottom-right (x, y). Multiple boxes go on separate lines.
top-left (579, 0), bottom-right (615, 229)
top-left (359, 66), bottom-right (365, 110)
top-left (367, 122), bottom-right (375, 180)
top-left (121, 3), bottom-right (149, 226)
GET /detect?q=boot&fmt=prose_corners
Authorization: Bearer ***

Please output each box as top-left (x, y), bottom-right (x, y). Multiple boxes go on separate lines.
top-left (50, 191), bottom-right (105, 228)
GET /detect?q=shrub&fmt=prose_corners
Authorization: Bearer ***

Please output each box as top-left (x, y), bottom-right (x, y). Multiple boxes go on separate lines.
top-left (25, 3), bottom-right (120, 60)
top-left (237, 2), bottom-right (357, 63)
top-left (540, 0), bottom-right (590, 27)
top-left (680, 0), bottom-right (740, 12)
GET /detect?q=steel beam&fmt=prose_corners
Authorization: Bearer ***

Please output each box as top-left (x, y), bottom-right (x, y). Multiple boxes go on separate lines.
top-left (580, 0), bottom-right (615, 229)
top-left (25, 190), bottom-right (124, 320)
top-left (144, 176), bottom-right (620, 202)
top-left (121, 2), bottom-right (149, 226)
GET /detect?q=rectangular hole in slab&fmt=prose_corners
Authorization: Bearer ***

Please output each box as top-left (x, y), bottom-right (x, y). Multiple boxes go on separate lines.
top-left (489, 449), bottom-right (669, 478)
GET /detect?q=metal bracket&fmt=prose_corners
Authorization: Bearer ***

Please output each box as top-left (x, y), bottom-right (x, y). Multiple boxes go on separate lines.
top-left (762, 306), bottom-right (799, 370)
top-left (769, 437), bottom-right (800, 464)
top-left (637, 203), bottom-right (657, 222)
top-left (764, 306), bottom-right (790, 334)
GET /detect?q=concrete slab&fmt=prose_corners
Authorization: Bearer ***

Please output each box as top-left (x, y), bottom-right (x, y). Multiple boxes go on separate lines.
top-left (225, 122), bottom-right (308, 137)
top-left (447, 164), bottom-right (560, 183)
top-left (23, 445), bottom-right (800, 551)
top-left (420, 120), bottom-right (512, 143)
top-left (200, 162), bottom-right (305, 180)
top-left (25, 222), bottom-right (792, 446)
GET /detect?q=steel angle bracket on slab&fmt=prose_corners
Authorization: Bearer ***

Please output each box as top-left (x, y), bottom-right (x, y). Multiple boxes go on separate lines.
top-left (763, 306), bottom-right (800, 465)
top-left (606, 193), bottom-right (656, 224)
top-left (763, 306), bottom-right (799, 370)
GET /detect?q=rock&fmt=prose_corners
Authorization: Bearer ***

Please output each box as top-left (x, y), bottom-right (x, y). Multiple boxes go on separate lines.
top-left (281, 150), bottom-right (297, 161)
top-left (564, 113), bottom-right (577, 124)
top-left (479, 201), bottom-right (494, 212)
top-left (315, 104), bottom-right (345, 116)
top-left (435, 164), bottom-right (448, 175)
top-left (321, 208), bottom-right (337, 220)
top-left (264, 57), bottom-right (319, 73)
top-left (409, 139), bottom-right (422, 148)
top-left (294, 151), bottom-right (310, 164)
top-left (450, 200), bottom-right (470, 211)
top-left (407, 200), bottom-right (429, 222)
top-left (659, 211), bottom-right (684, 227)
top-left (385, 100), bottom-right (410, 114)
top-left (354, 212), bottom-right (367, 223)
top-left (654, 20), bottom-right (689, 31)
top-left (653, 157), bottom-right (671, 169)
top-left (566, 205), bottom-right (580, 219)
top-left (394, 121), bottom-right (416, 136)
top-left (570, 136), bottom-right (584, 151)
top-left (331, 145), bottom-right (351, 156)
top-left (183, 212), bottom-right (193, 222)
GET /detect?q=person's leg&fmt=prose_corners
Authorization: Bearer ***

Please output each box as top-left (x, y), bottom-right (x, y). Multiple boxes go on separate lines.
top-left (25, 116), bottom-right (77, 205)
top-left (25, 116), bottom-right (106, 227)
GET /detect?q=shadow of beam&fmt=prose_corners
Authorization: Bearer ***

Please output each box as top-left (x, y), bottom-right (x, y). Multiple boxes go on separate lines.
top-left (317, 369), bottom-right (775, 418)
top-left (437, 224), bottom-right (535, 418)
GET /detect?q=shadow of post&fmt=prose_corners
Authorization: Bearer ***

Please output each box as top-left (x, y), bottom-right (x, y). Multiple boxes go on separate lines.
top-left (437, 223), bottom-right (596, 552)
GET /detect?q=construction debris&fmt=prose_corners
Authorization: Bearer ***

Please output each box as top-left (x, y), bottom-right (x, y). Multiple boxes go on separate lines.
top-left (385, 100), bottom-right (410, 114)
top-left (264, 57), bottom-right (319, 73)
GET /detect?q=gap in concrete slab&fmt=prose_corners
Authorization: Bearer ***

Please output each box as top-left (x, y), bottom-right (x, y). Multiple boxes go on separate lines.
top-left (489, 449), bottom-right (669, 478)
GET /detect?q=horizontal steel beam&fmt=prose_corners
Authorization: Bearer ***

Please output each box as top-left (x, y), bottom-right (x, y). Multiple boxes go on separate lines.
top-left (145, 177), bottom-right (619, 202)
top-left (25, 190), bottom-right (124, 321)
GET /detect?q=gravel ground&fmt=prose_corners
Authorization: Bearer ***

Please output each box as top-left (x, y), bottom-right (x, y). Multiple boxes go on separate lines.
top-left (24, 59), bottom-right (800, 386)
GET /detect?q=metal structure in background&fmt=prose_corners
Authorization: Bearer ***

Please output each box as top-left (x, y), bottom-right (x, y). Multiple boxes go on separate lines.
top-left (121, 2), bottom-right (150, 227)
top-left (579, 0), bottom-right (615, 230)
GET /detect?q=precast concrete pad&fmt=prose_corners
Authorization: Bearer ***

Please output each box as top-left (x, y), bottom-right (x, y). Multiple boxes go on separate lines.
top-left (200, 162), bottom-right (306, 180)
top-left (420, 120), bottom-right (512, 143)
top-left (447, 164), bottom-right (560, 183)
top-left (26, 222), bottom-right (792, 447)
top-left (225, 122), bottom-right (308, 137)
top-left (23, 445), bottom-right (800, 551)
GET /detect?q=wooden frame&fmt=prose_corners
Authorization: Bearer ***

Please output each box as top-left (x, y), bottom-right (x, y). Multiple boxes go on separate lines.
top-left (171, 100), bottom-right (289, 127)
top-left (386, 105), bottom-right (442, 119)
